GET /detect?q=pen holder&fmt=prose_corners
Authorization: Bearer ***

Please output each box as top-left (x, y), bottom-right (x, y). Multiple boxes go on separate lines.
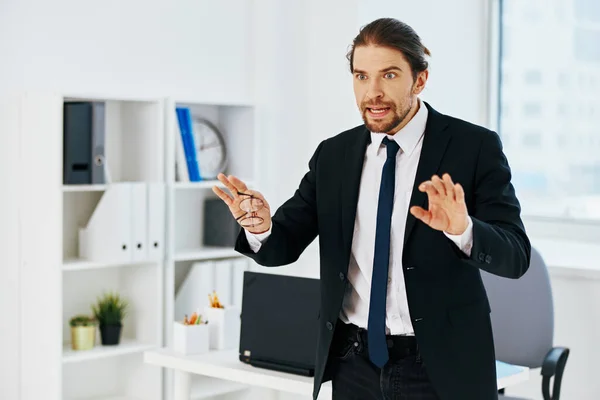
top-left (204, 305), bottom-right (241, 350)
top-left (173, 321), bottom-right (209, 355)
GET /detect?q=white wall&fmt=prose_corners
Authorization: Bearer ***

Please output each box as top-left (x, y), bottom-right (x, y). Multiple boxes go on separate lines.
top-left (0, 0), bottom-right (254, 104)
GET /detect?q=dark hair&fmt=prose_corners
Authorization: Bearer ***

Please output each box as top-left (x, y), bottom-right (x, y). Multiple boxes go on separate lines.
top-left (347, 18), bottom-right (431, 81)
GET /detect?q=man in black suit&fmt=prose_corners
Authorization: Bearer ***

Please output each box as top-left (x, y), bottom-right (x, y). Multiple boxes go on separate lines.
top-left (213, 17), bottom-right (530, 400)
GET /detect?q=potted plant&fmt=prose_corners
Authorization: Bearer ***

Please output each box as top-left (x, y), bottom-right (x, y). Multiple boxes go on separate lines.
top-left (92, 291), bottom-right (129, 345)
top-left (69, 314), bottom-right (97, 351)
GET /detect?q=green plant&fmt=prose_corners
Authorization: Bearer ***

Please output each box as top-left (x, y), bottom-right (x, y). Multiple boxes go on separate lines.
top-left (69, 314), bottom-right (97, 327)
top-left (91, 291), bottom-right (129, 326)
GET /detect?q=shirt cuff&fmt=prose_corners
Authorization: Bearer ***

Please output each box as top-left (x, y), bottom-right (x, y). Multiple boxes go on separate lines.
top-left (444, 217), bottom-right (473, 257)
top-left (244, 223), bottom-right (272, 253)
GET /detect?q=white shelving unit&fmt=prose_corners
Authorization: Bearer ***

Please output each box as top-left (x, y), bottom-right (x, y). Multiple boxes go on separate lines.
top-left (163, 98), bottom-right (258, 400)
top-left (59, 94), bottom-right (165, 400)
top-left (1, 91), bottom-right (258, 400)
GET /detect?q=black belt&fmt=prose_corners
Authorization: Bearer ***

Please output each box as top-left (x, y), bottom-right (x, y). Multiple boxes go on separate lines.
top-left (334, 320), bottom-right (420, 360)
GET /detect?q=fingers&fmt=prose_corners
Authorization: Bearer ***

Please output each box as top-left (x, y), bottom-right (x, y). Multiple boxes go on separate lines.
top-left (454, 182), bottom-right (465, 204)
top-left (419, 173), bottom-right (463, 204)
top-left (212, 185), bottom-right (234, 206)
top-left (441, 173), bottom-right (455, 202)
top-left (419, 180), bottom-right (440, 200)
top-left (431, 175), bottom-right (446, 197)
top-left (228, 175), bottom-right (249, 193)
top-left (410, 206), bottom-right (431, 225)
top-left (216, 173), bottom-right (240, 198)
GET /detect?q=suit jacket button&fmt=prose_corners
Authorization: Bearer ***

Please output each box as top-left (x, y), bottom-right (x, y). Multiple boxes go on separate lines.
top-left (478, 253), bottom-right (485, 262)
top-left (326, 321), bottom-right (333, 331)
top-left (485, 255), bottom-right (492, 264)
top-left (339, 272), bottom-right (345, 281)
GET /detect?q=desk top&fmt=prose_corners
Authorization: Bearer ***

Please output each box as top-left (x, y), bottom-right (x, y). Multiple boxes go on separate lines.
top-left (145, 348), bottom-right (529, 397)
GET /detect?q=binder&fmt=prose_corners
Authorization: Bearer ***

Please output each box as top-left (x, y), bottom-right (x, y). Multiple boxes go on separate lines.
top-left (175, 261), bottom-right (215, 321)
top-left (214, 260), bottom-right (233, 306)
top-left (63, 102), bottom-right (93, 184)
top-left (175, 107), bottom-right (201, 181)
top-left (130, 182), bottom-right (148, 262)
top-left (147, 182), bottom-right (165, 261)
top-left (232, 258), bottom-right (248, 307)
top-left (63, 101), bottom-right (106, 185)
top-left (91, 102), bottom-right (106, 184)
top-left (79, 183), bottom-right (132, 263)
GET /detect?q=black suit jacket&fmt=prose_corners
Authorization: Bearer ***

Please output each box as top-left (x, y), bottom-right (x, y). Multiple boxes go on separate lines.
top-left (234, 102), bottom-right (531, 400)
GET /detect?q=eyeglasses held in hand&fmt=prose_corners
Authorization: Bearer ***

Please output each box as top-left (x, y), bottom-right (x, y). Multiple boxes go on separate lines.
top-left (236, 191), bottom-right (265, 228)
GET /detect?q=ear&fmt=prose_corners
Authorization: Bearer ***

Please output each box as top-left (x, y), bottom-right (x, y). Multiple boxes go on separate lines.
top-left (413, 70), bottom-right (428, 95)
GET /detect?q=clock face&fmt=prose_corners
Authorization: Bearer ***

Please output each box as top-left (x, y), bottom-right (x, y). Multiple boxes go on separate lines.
top-left (192, 118), bottom-right (227, 180)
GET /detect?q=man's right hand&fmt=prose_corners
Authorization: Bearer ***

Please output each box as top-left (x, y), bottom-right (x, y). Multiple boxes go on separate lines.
top-left (212, 173), bottom-right (272, 234)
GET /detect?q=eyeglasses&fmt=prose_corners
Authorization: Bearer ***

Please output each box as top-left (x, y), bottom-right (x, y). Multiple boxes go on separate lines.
top-left (236, 191), bottom-right (265, 228)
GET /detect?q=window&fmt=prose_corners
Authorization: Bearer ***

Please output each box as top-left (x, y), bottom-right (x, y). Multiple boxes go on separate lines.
top-left (496, 0), bottom-right (600, 222)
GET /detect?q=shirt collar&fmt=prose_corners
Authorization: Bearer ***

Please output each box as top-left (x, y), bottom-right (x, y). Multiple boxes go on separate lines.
top-left (369, 97), bottom-right (428, 157)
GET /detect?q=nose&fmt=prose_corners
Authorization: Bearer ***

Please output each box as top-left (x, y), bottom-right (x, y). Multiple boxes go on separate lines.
top-left (365, 79), bottom-right (384, 101)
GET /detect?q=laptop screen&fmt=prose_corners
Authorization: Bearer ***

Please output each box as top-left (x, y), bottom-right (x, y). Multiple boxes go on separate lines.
top-left (239, 271), bottom-right (320, 372)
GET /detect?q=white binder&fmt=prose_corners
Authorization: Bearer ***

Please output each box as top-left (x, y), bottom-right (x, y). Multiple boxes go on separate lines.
top-left (232, 258), bottom-right (248, 307)
top-left (147, 182), bottom-right (165, 261)
top-left (79, 183), bottom-right (132, 263)
top-left (130, 182), bottom-right (148, 262)
top-left (175, 261), bottom-right (215, 321)
top-left (214, 260), bottom-right (233, 305)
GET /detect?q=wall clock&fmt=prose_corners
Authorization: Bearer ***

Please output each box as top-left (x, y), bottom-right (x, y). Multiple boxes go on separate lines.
top-left (191, 117), bottom-right (228, 180)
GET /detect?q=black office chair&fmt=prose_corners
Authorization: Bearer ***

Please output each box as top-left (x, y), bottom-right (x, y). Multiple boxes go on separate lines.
top-left (480, 246), bottom-right (570, 400)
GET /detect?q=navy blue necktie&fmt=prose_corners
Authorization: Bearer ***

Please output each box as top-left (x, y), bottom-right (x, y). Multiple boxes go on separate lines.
top-left (368, 136), bottom-right (400, 368)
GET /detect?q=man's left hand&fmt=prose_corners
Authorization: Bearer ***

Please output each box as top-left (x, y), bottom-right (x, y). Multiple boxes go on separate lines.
top-left (410, 173), bottom-right (470, 235)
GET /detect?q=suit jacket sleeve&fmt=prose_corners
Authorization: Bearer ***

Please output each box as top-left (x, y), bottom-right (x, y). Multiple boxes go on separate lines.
top-left (234, 141), bottom-right (323, 266)
top-left (463, 131), bottom-right (531, 279)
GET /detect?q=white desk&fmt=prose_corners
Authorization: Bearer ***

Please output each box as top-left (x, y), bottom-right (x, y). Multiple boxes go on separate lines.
top-left (144, 348), bottom-right (529, 399)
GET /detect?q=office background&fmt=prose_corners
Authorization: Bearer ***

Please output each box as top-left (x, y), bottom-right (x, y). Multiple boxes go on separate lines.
top-left (0, 0), bottom-right (598, 399)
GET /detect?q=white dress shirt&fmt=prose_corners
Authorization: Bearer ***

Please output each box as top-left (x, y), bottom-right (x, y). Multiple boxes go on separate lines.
top-left (245, 98), bottom-right (473, 336)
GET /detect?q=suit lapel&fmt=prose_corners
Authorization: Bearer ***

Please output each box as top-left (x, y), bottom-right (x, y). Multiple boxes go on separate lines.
top-left (403, 102), bottom-right (451, 246)
top-left (340, 127), bottom-right (371, 264)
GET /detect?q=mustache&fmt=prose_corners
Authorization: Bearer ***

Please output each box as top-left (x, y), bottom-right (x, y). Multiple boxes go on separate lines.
top-left (362, 102), bottom-right (394, 109)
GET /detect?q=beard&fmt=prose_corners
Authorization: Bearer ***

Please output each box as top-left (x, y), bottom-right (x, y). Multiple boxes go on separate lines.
top-left (361, 97), bottom-right (413, 134)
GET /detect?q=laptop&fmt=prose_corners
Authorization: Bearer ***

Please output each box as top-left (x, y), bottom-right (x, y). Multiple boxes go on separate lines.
top-left (238, 271), bottom-right (320, 376)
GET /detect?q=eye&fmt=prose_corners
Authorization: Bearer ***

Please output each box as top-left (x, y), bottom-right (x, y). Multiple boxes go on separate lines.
top-left (355, 74), bottom-right (367, 80)
top-left (384, 72), bottom-right (396, 79)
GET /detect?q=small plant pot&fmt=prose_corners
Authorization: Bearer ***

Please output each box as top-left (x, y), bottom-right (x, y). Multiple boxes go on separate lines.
top-left (99, 323), bottom-right (122, 345)
top-left (71, 326), bottom-right (96, 351)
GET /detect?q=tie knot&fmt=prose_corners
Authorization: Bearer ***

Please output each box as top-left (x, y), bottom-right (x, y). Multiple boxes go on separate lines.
top-left (382, 137), bottom-right (400, 159)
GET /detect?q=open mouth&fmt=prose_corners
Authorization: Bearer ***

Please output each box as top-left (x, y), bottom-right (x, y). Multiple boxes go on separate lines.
top-left (367, 107), bottom-right (391, 118)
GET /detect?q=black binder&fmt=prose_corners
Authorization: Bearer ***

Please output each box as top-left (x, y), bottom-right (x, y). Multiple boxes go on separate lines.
top-left (63, 101), bottom-right (105, 185)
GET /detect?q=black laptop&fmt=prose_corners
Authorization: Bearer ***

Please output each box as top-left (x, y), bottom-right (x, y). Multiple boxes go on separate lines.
top-left (238, 271), bottom-right (320, 376)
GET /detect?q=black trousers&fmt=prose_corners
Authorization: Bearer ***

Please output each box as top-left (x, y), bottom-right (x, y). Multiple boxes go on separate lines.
top-left (327, 320), bottom-right (440, 400)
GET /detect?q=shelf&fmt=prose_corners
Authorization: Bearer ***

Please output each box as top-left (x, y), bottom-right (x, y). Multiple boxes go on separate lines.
top-left (174, 247), bottom-right (242, 262)
top-left (174, 179), bottom-right (254, 190)
top-left (63, 184), bottom-right (108, 192)
top-left (72, 396), bottom-right (143, 400)
top-left (63, 339), bottom-right (157, 364)
top-left (62, 258), bottom-right (158, 271)
top-left (144, 348), bottom-right (328, 397)
top-left (191, 376), bottom-right (248, 399)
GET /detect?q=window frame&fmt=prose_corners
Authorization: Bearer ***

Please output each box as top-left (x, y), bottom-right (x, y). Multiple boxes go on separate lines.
top-left (485, 0), bottom-right (600, 243)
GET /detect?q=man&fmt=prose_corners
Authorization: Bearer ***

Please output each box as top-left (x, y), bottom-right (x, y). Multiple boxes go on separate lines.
top-left (213, 17), bottom-right (531, 400)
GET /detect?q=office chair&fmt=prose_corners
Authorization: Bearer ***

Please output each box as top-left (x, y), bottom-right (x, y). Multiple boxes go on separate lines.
top-left (480, 246), bottom-right (570, 400)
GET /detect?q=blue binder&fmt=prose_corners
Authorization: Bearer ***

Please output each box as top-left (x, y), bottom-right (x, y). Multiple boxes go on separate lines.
top-left (175, 107), bottom-right (202, 181)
